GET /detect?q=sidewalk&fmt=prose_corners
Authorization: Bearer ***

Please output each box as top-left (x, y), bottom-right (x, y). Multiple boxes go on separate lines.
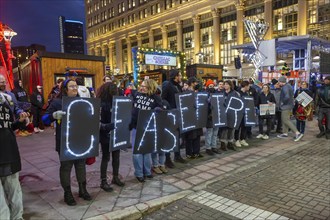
top-left (16, 120), bottom-right (326, 220)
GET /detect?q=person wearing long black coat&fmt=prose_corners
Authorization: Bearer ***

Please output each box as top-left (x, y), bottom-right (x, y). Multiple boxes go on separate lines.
top-left (30, 85), bottom-right (45, 133)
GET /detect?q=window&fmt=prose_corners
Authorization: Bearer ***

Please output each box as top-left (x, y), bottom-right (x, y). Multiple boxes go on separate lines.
top-left (165, 0), bottom-right (175, 9)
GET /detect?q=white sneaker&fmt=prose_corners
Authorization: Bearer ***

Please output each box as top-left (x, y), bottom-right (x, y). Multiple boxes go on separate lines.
top-left (34, 127), bottom-right (39, 133)
top-left (38, 128), bottom-right (44, 132)
top-left (240, 140), bottom-right (249, 146)
top-left (256, 134), bottom-right (263, 139)
top-left (262, 135), bottom-right (269, 140)
top-left (235, 140), bottom-right (242, 147)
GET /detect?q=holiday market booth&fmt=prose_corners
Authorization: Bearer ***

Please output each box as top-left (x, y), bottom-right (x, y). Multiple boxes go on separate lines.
top-left (13, 51), bottom-right (105, 100)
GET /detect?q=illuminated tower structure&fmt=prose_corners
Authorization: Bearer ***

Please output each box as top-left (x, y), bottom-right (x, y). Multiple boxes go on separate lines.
top-left (59, 16), bottom-right (85, 54)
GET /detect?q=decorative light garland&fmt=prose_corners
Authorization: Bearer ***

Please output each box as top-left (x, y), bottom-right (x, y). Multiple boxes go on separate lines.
top-left (225, 97), bottom-right (244, 128)
top-left (137, 112), bottom-right (157, 152)
top-left (65, 99), bottom-right (95, 157)
top-left (113, 98), bottom-right (132, 148)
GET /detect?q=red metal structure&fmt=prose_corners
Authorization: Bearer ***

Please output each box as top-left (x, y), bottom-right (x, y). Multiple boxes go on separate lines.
top-left (0, 22), bottom-right (16, 90)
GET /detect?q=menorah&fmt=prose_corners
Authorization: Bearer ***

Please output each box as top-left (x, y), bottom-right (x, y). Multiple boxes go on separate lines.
top-left (243, 18), bottom-right (269, 80)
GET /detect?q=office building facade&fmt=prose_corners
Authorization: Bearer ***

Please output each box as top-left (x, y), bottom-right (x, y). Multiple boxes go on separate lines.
top-left (59, 16), bottom-right (85, 54)
top-left (85, 0), bottom-right (330, 76)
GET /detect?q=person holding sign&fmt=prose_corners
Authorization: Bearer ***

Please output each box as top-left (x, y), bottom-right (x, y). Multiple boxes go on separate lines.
top-left (43, 79), bottom-right (92, 206)
top-left (219, 80), bottom-right (240, 151)
top-left (256, 84), bottom-right (276, 140)
top-left (293, 81), bottom-right (313, 135)
top-left (131, 79), bottom-right (163, 182)
top-left (0, 77), bottom-right (29, 220)
top-left (96, 82), bottom-right (125, 191)
top-left (277, 76), bottom-right (304, 142)
top-left (234, 81), bottom-right (251, 147)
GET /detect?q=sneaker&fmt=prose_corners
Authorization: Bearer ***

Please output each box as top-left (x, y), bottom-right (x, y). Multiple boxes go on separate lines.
top-left (294, 133), bottom-right (304, 142)
top-left (186, 154), bottom-right (195, 159)
top-left (262, 135), bottom-right (269, 140)
top-left (152, 166), bottom-right (163, 174)
top-left (235, 140), bottom-right (242, 147)
top-left (38, 128), bottom-right (44, 132)
top-left (34, 127), bottom-right (40, 133)
top-left (194, 153), bottom-right (204, 158)
top-left (159, 165), bottom-right (168, 174)
top-left (240, 140), bottom-right (249, 146)
top-left (277, 134), bottom-right (288, 138)
top-left (205, 149), bottom-right (215, 155)
top-left (256, 134), bottom-right (264, 139)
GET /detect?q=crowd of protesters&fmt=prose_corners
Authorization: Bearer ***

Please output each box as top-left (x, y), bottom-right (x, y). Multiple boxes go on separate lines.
top-left (1, 72), bottom-right (329, 213)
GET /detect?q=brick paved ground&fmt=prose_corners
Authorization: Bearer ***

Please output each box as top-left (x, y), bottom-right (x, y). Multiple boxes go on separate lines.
top-left (144, 126), bottom-right (330, 220)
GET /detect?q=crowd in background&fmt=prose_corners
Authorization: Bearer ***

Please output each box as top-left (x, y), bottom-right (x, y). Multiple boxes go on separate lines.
top-left (1, 71), bottom-right (329, 217)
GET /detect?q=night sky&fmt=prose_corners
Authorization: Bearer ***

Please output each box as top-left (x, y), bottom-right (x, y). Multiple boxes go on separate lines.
top-left (0, 0), bottom-right (85, 52)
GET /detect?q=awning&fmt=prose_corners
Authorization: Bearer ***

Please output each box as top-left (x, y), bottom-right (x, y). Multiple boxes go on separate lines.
top-left (231, 35), bottom-right (330, 53)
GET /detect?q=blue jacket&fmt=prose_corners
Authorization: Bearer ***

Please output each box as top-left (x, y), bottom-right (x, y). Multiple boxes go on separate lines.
top-left (280, 83), bottom-right (294, 111)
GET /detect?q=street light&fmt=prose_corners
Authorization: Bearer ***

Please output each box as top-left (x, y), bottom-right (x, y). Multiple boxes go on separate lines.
top-left (2, 24), bottom-right (17, 90)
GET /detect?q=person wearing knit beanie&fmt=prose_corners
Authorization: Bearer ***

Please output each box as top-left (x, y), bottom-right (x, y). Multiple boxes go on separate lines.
top-left (205, 79), bottom-right (215, 88)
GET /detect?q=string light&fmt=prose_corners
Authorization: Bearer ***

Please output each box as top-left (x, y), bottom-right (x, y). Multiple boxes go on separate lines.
top-left (65, 99), bottom-right (95, 157)
top-left (225, 97), bottom-right (244, 129)
top-left (160, 111), bottom-right (177, 152)
top-left (243, 97), bottom-right (256, 126)
top-left (137, 112), bottom-right (157, 152)
top-left (212, 94), bottom-right (226, 126)
top-left (195, 93), bottom-right (208, 120)
top-left (113, 98), bottom-right (132, 148)
top-left (178, 93), bottom-right (196, 131)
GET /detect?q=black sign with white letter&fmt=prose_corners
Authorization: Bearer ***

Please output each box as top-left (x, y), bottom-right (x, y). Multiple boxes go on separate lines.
top-left (225, 96), bottom-right (244, 129)
top-left (110, 96), bottom-right (133, 151)
top-left (175, 92), bottom-right (197, 133)
top-left (243, 96), bottom-right (257, 126)
top-left (195, 92), bottom-right (209, 128)
top-left (210, 93), bottom-right (227, 128)
top-left (60, 97), bottom-right (100, 161)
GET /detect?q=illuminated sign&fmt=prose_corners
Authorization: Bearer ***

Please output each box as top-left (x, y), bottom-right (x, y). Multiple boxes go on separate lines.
top-left (110, 96), bottom-right (133, 151)
top-left (226, 96), bottom-right (244, 129)
top-left (145, 54), bottom-right (177, 66)
top-left (243, 96), bottom-right (257, 126)
top-left (210, 94), bottom-right (227, 127)
top-left (60, 97), bottom-right (100, 161)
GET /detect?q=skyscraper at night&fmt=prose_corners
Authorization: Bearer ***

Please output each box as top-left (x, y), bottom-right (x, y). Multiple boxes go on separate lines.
top-left (59, 16), bottom-right (84, 54)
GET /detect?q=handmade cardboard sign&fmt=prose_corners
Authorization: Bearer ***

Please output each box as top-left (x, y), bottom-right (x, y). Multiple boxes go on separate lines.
top-left (225, 96), bottom-right (244, 129)
top-left (295, 91), bottom-right (313, 107)
top-left (133, 109), bottom-right (179, 154)
top-left (110, 96), bottom-right (133, 151)
top-left (60, 97), bottom-right (100, 161)
top-left (259, 104), bottom-right (276, 116)
top-left (175, 92), bottom-right (197, 133)
top-left (210, 93), bottom-right (227, 128)
top-left (243, 96), bottom-right (257, 126)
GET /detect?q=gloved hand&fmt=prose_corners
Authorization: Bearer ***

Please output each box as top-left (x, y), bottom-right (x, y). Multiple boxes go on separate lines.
top-left (100, 122), bottom-right (115, 132)
top-left (52, 110), bottom-right (66, 120)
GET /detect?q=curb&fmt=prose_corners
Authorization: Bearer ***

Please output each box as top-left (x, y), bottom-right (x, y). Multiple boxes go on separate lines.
top-left (85, 190), bottom-right (194, 220)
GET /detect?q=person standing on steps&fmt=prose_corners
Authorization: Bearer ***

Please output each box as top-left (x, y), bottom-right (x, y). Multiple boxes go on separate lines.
top-left (42, 79), bottom-right (92, 206)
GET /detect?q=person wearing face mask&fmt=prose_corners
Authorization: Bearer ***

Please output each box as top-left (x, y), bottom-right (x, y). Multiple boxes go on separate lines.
top-left (42, 79), bottom-right (92, 206)
top-left (204, 79), bottom-right (222, 155)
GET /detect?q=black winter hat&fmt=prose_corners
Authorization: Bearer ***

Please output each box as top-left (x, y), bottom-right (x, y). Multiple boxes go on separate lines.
top-left (271, 78), bottom-right (278, 85)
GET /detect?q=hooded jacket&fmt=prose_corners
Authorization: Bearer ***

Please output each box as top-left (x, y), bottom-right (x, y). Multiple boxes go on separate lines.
top-left (0, 94), bottom-right (24, 176)
top-left (12, 80), bottom-right (29, 102)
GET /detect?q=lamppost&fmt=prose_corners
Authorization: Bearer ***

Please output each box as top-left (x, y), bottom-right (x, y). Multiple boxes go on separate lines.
top-left (2, 24), bottom-right (17, 90)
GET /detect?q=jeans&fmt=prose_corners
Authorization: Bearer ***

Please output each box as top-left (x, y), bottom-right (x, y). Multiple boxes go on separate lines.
top-left (132, 154), bottom-right (152, 177)
top-left (281, 109), bottom-right (298, 134)
top-left (131, 129), bottom-right (152, 177)
top-left (220, 128), bottom-right (235, 143)
top-left (296, 119), bottom-right (306, 134)
top-left (205, 127), bottom-right (219, 149)
top-left (0, 172), bottom-right (23, 220)
top-left (100, 142), bottom-right (120, 179)
top-left (151, 152), bottom-right (165, 167)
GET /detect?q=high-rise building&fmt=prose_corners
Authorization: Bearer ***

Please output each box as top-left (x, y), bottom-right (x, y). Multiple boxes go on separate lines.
top-left (85, 0), bottom-right (330, 78)
top-left (59, 16), bottom-right (85, 54)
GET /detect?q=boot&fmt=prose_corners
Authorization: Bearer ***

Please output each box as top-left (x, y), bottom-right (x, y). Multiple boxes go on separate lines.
top-left (78, 182), bottom-right (92, 201)
top-left (228, 142), bottom-right (237, 151)
top-left (100, 179), bottom-right (113, 192)
top-left (64, 186), bottom-right (76, 206)
top-left (220, 142), bottom-right (228, 151)
top-left (165, 156), bottom-right (175, 168)
top-left (111, 176), bottom-right (125, 187)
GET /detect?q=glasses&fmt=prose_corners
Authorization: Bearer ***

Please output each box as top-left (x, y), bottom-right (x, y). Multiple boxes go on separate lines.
top-left (68, 85), bottom-right (78, 89)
